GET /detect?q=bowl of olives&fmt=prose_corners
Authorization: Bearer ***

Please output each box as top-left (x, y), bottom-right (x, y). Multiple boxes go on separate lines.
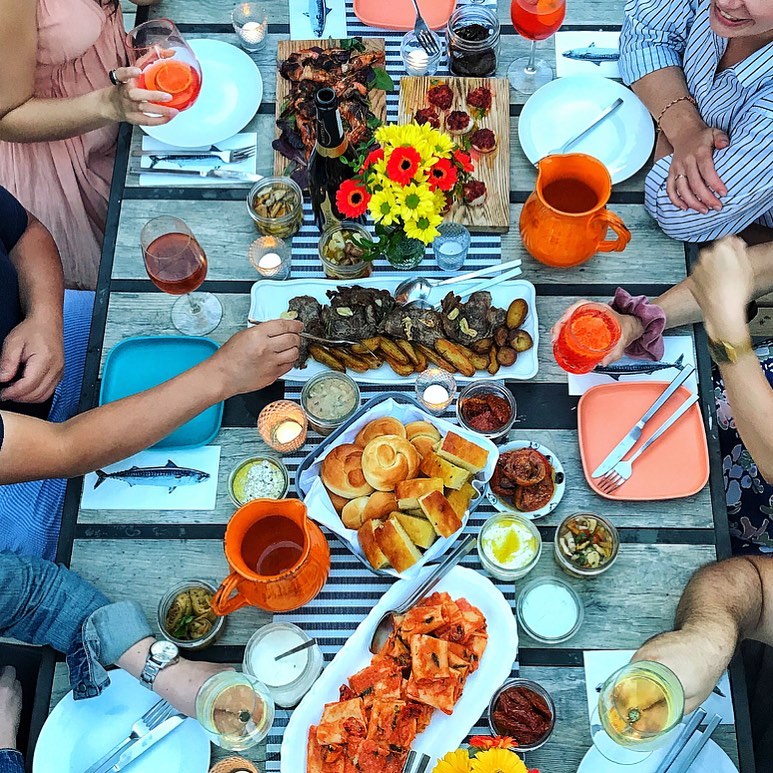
top-left (158, 579), bottom-right (224, 650)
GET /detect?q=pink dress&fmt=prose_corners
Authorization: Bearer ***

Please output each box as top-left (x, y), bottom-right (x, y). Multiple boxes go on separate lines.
top-left (0, 0), bottom-right (128, 290)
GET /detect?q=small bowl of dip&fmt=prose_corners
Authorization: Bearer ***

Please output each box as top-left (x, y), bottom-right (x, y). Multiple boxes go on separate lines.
top-left (517, 576), bottom-right (584, 644)
top-left (228, 456), bottom-right (289, 507)
top-left (301, 372), bottom-right (361, 436)
top-left (243, 622), bottom-right (324, 708)
top-left (488, 678), bottom-right (556, 751)
top-left (477, 513), bottom-right (542, 581)
top-left (554, 512), bottom-right (619, 578)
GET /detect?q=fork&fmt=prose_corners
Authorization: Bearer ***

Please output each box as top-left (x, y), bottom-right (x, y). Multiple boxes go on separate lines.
top-left (84, 699), bottom-right (177, 773)
top-left (132, 145), bottom-right (256, 165)
top-left (597, 393), bottom-right (700, 494)
top-left (410, 0), bottom-right (441, 56)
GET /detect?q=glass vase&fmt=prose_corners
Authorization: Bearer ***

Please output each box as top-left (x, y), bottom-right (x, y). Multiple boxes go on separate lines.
top-left (385, 228), bottom-right (426, 270)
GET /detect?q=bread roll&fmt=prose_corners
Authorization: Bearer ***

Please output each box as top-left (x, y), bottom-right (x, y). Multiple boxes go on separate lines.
top-left (405, 420), bottom-right (441, 443)
top-left (354, 417), bottom-right (406, 448)
top-left (395, 512), bottom-right (437, 550)
top-left (420, 452), bottom-right (470, 490)
top-left (437, 431), bottom-right (489, 474)
top-left (418, 490), bottom-right (463, 537)
top-left (361, 435), bottom-right (420, 491)
top-left (395, 477), bottom-right (444, 510)
top-left (376, 515), bottom-right (423, 572)
top-left (321, 444), bottom-right (374, 499)
top-left (411, 435), bottom-right (439, 459)
top-left (342, 496), bottom-right (370, 530)
top-left (359, 520), bottom-right (388, 570)
top-left (325, 486), bottom-right (350, 515)
top-left (362, 491), bottom-right (397, 522)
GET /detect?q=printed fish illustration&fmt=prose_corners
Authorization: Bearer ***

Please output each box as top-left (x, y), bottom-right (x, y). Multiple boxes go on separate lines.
top-left (94, 460), bottom-right (210, 493)
top-left (562, 42), bottom-right (620, 66)
top-left (594, 354), bottom-right (685, 379)
top-left (306, 0), bottom-right (330, 37)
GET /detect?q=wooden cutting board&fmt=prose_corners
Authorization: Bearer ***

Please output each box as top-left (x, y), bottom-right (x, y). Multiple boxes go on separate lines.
top-left (273, 38), bottom-right (387, 177)
top-left (398, 76), bottom-right (511, 233)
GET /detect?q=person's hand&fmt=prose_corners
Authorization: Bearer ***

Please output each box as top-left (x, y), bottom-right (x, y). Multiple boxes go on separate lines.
top-left (101, 66), bottom-right (178, 127)
top-left (0, 666), bottom-right (22, 750)
top-left (666, 122), bottom-right (729, 214)
top-left (550, 300), bottom-right (644, 367)
top-left (211, 319), bottom-right (304, 397)
top-left (688, 237), bottom-right (753, 332)
top-left (0, 316), bottom-right (65, 403)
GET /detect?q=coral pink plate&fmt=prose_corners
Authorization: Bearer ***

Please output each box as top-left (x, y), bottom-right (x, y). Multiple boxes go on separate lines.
top-left (353, 0), bottom-right (457, 30)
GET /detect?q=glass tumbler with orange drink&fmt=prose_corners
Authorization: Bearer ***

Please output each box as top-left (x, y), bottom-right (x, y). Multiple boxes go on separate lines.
top-left (127, 19), bottom-right (202, 112)
top-left (553, 302), bottom-right (621, 374)
top-left (141, 216), bottom-right (223, 336)
top-left (509, 0), bottom-right (566, 94)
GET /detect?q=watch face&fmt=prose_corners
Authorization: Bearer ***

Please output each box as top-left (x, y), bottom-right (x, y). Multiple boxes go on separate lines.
top-left (151, 640), bottom-right (179, 662)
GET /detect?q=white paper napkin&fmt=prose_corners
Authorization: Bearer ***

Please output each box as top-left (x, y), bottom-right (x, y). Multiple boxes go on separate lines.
top-left (137, 133), bottom-right (257, 186)
top-left (583, 650), bottom-right (736, 727)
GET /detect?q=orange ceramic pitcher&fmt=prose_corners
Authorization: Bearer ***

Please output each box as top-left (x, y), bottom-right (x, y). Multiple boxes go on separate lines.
top-left (212, 498), bottom-right (330, 615)
top-left (519, 153), bottom-right (631, 268)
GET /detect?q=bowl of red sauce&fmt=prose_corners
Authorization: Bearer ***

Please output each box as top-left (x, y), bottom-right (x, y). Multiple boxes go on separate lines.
top-left (488, 678), bottom-right (556, 751)
top-left (457, 382), bottom-right (516, 442)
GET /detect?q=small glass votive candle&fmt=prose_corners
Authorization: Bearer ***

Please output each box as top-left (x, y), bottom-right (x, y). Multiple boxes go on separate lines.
top-left (232, 3), bottom-right (268, 53)
top-left (433, 222), bottom-right (471, 272)
top-left (415, 368), bottom-right (456, 415)
top-left (243, 622), bottom-right (324, 708)
top-left (400, 30), bottom-right (443, 76)
top-left (258, 400), bottom-right (308, 453)
top-left (249, 236), bottom-right (291, 280)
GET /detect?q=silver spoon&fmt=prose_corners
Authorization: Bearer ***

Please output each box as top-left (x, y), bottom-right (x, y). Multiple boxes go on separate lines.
top-left (274, 637), bottom-right (317, 661)
top-left (369, 535), bottom-right (476, 655)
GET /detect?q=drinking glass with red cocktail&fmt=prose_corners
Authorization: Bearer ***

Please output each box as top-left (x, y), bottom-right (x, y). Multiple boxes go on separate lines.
top-left (141, 216), bottom-right (223, 336)
top-left (508, 0), bottom-right (566, 94)
top-left (127, 19), bottom-right (202, 112)
top-left (553, 302), bottom-right (621, 374)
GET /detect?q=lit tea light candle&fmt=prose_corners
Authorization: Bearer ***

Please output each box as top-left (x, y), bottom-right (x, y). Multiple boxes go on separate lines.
top-left (274, 420), bottom-right (302, 445)
top-left (415, 367), bottom-right (456, 415)
top-left (257, 252), bottom-right (282, 275)
top-left (249, 236), bottom-right (291, 280)
top-left (406, 48), bottom-right (430, 76)
top-left (258, 400), bottom-right (308, 453)
top-left (240, 20), bottom-right (266, 45)
top-left (422, 384), bottom-right (450, 407)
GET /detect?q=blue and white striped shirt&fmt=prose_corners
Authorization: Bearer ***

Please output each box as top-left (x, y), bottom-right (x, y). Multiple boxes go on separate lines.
top-left (620, 0), bottom-right (773, 242)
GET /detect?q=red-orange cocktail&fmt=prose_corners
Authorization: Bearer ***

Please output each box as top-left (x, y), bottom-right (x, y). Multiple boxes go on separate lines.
top-left (553, 303), bottom-right (621, 374)
top-left (138, 59), bottom-right (202, 112)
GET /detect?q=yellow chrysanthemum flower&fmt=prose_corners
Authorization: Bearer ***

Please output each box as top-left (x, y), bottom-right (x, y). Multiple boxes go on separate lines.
top-left (471, 749), bottom-right (530, 773)
top-left (368, 188), bottom-right (400, 227)
top-left (404, 212), bottom-right (442, 244)
top-left (433, 749), bottom-right (472, 773)
top-left (396, 183), bottom-right (436, 221)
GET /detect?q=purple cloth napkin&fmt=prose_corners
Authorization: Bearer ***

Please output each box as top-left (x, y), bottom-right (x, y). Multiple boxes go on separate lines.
top-left (610, 288), bottom-right (667, 361)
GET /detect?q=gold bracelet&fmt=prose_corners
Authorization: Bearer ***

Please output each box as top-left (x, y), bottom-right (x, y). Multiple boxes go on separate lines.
top-left (656, 95), bottom-right (698, 130)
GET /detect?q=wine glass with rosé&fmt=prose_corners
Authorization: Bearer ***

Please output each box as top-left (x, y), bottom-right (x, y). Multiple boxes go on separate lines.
top-left (509, 0), bottom-right (566, 94)
top-left (141, 216), bottom-right (222, 336)
top-left (126, 19), bottom-right (202, 113)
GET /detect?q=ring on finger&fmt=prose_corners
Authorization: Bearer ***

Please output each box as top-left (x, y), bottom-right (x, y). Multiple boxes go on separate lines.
top-left (673, 173), bottom-right (687, 181)
top-left (108, 69), bottom-right (124, 86)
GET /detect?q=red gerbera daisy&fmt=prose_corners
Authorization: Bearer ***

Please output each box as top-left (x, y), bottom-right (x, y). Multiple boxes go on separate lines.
top-left (361, 147), bottom-right (384, 172)
top-left (336, 179), bottom-right (370, 218)
top-left (386, 145), bottom-right (421, 185)
top-left (453, 148), bottom-right (474, 174)
top-left (428, 157), bottom-right (458, 192)
top-left (469, 735), bottom-right (517, 750)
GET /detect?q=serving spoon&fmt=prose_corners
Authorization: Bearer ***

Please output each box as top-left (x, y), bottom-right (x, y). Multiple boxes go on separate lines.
top-left (369, 535), bottom-right (477, 655)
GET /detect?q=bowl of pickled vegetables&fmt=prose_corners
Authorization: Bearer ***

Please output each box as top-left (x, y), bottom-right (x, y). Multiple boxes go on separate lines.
top-left (158, 579), bottom-right (224, 650)
top-left (318, 222), bottom-right (373, 280)
top-left (554, 513), bottom-right (619, 578)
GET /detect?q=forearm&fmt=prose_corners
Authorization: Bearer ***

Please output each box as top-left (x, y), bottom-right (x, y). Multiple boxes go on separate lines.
top-left (0, 90), bottom-right (113, 143)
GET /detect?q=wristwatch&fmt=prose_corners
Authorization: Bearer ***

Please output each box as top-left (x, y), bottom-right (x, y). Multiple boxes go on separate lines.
top-left (139, 640), bottom-right (180, 690)
top-left (707, 335), bottom-right (754, 364)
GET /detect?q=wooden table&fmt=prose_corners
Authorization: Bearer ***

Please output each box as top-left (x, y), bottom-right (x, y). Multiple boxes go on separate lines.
top-left (30, 1), bottom-right (755, 771)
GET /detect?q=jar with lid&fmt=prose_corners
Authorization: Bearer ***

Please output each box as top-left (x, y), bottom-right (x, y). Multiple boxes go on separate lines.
top-left (446, 5), bottom-right (501, 77)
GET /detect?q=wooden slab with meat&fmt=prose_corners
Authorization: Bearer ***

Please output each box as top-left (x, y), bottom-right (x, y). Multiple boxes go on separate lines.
top-left (398, 76), bottom-right (510, 233)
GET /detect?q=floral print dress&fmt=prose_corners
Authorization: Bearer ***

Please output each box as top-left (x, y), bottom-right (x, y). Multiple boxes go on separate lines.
top-left (715, 339), bottom-right (773, 554)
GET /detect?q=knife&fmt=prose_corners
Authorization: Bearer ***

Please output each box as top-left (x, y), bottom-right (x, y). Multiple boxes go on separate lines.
top-left (591, 364), bottom-right (695, 478)
top-left (110, 714), bottom-right (185, 771)
top-left (132, 167), bottom-right (262, 183)
top-left (550, 97), bottom-right (625, 155)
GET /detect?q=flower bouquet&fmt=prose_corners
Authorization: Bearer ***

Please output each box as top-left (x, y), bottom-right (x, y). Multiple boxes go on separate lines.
top-left (433, 737), bottom-right (540, 773)
top-left (335, 122), bottom-right (479, 270)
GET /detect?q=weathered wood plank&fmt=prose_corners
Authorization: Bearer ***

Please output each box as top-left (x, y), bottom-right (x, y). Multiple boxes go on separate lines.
top-left (76, 427), bottom-right (712, 528)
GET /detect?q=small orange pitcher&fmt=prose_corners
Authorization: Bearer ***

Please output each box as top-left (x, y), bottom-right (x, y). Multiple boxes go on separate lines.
top-left (212, 499), bottom-right (330, 615)
top-left (519, 153), bottom-right (631, 268)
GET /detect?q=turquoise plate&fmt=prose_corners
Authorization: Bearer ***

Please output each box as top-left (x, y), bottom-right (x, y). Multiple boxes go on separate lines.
top-left (100, 336), bottom-right (223, 448)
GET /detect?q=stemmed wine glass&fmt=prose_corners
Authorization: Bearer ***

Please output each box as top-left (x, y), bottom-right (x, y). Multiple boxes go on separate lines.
top-left (126, 19), bottom-right (203, 112)
top-left (141, 216), bottom-right (223, 336)
top-left (509, 0), bottom-right (566, 94)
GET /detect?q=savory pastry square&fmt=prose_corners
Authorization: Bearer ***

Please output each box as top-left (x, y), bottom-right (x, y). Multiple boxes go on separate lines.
top-left (375, 515), bottom-right (423, 572)
top-left (419, 452), bottom-right (470, 490)
top-left (395, 511), bottom-right (437, 550)
top-left (437, 431), bottom-right (490, 473)
top-left (418, 490), bottom-right (463, 538)
top-left (395, 477), bottom-right (444, 510)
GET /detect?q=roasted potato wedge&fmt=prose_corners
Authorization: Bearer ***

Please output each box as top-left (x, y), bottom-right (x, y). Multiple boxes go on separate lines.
top-left (377, 337), bottom-right (411, 365)
top-left (496, 346), bottom-right (518, 366)
top-left (494, 325), bottom-right (509, 347)
top-left (351, 337), bottom-right (382, 355)
top-left (335, 348), bottom-right (371, 373)
top-left (309, 344), bottom-right (346, 373)
top-left (506, 299), bottom-right (529, 329)
top-left (413, 346), bottom-right (428, 372)
top-left (487, 346), bottom-right (500, 375)
top-left (510, 330), bottom-right (534, 352)
top-left (470, 337), bottom-right (493, 354)
top-left (435, 339), bottom-right (476, 377)
top-left (469, 352), bottom-right (489, 371)
top-left (396, 339), bottom-right (420, 366)
top-left (382, 353), bottom-right (415, 377)
top-left (415, 343), bottom-right (456, 373)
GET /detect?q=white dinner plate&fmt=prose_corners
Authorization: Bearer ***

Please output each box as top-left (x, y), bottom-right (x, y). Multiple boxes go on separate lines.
top-left (34, 670), bottom-right (210, 773)
top-left (249, 277), bottom-right (539, 382)
top-left (577, 734), bottom-right (738, 773)
top-left (281, 565), bottom-right (519, 772)
top-left (143, 39), bottom-right (263, 148)
top-left (518, 76), bottom-right (655, 184)
top-left (487, 440), bottom-right (566, 519)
